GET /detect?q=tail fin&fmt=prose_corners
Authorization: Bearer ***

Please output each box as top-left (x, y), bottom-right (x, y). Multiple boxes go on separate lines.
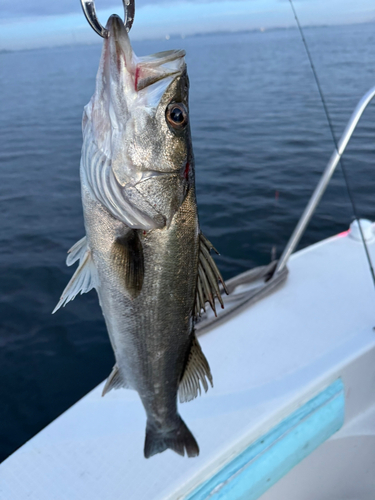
top-left (144, 417), bottom-right (199, 459)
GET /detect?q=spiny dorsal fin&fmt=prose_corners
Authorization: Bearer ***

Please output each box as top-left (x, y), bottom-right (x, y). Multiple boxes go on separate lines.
top-left (102, 364), bottom-right (129, 396)
top-left (52, 238), bottom-right (98, 314)
top-left (195, 233), bottom-right (228, 318)
top-left (179, 335), bottom-right (213, 403)
top-left (112, 230), bottom-right (144, 299)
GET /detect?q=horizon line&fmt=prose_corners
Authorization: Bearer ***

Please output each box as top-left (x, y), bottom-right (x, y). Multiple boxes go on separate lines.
top-left (1, 0), bottom-right (374, 52)
top-left (1, 18), bottom-right (374, 54)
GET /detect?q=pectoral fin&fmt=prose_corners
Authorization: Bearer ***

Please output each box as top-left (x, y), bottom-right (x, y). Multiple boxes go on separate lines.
top-left (52, 237), bottom-right (98, 314)
top-left (113, 230), bottom-right (144, 299)
top-left (194, 233), bottom-right (228, 318)
top-left (179, 335), bottom-right (213, 403)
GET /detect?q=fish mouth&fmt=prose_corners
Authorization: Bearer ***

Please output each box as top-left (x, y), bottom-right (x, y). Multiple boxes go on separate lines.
top-left (105, 14), bottom-right (186, 93)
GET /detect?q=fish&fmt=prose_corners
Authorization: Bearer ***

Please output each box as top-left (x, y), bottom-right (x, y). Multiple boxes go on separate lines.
top-left (53, 14), bottom-right (227, 458)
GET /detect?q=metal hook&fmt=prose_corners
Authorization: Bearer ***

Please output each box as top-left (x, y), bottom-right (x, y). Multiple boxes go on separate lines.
top-left (80, 0), bottom-right (135, 38)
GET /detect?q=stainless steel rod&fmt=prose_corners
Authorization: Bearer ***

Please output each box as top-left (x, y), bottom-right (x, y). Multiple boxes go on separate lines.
top-left (276, 85), bottom-right (375, 274)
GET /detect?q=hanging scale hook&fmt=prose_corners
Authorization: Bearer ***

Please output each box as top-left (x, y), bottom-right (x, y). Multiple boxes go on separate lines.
top-left (80, 0), bottom-right (135, 38)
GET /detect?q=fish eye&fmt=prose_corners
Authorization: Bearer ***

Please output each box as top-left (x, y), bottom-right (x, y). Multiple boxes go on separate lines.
top-left (166, 103), bottom-right (188, 129)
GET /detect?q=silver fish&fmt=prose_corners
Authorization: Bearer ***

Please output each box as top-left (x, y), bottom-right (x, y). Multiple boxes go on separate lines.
top-left (54, 15), bottom-right (227, 458)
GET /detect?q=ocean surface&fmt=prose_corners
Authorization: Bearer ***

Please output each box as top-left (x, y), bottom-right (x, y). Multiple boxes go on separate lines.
top-left (0, 22), bottom-right (374, 462)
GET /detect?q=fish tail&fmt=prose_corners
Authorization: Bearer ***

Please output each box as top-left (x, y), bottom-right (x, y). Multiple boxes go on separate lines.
top-left (144, 417), bottom-right (199, 459)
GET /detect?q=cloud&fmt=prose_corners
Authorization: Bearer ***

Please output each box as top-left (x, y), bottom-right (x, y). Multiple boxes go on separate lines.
top-left (0, 0), bottom-right (76, 18)
top-left (0, 0), bottom-right (253, 19)
top-left (0, 0), bottom-right (373, 51)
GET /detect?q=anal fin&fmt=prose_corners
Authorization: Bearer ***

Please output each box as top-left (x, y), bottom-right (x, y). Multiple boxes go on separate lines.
top-left (102, 364), bottom-right (129, 396)
top-left (195, 233), bottom-right (228, 318)
top-left (179, 335), bottom-right (213, 403)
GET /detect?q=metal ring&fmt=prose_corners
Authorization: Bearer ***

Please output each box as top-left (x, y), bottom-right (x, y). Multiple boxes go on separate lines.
top-left (80, 0), bottom-right (135, 38)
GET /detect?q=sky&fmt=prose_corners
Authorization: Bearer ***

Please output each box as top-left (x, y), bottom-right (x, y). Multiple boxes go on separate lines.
top-left (0, 0), bottom-right (374, 51)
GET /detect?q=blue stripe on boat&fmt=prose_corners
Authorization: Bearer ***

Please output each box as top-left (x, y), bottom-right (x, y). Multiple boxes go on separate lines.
top-left (187, 378), bottom-right (345, 500)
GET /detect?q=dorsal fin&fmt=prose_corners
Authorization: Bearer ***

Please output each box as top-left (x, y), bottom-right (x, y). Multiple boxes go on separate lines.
top-left (194, 233), bottom-right (228, 318)
top-left (52, 237), bottom-right (98, 314)
top-left (179, 335), bottom-right (213, 403)
top-left (102, 364), bottom-right (129, 396)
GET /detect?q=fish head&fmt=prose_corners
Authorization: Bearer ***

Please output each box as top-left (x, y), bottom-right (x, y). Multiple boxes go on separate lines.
top-left (84, 15), bottom-right (193, 227)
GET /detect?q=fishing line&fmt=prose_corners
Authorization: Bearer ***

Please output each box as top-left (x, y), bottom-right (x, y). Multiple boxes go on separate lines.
top-left (288, 0), bottom-right (375, 288)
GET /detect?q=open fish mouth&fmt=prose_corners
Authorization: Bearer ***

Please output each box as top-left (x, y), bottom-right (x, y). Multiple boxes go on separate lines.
top-left (81, 14), bottom-right (192, 230)
top-left (105, 15), bottom-right (186, 98)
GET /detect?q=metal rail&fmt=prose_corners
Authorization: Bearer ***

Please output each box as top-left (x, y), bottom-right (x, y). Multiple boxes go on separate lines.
top-left (276, 85), bottom-right (375, 274)
top-left (196, 85), bottom-right (375, 334)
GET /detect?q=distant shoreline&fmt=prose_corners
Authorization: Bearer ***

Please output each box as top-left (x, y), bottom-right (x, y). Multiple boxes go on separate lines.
top-left (1, 19), bottom-right (374, 55)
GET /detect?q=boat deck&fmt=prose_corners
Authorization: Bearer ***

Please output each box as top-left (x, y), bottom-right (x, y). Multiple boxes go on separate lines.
top-left (1, 225), bottom-right (375, 499)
